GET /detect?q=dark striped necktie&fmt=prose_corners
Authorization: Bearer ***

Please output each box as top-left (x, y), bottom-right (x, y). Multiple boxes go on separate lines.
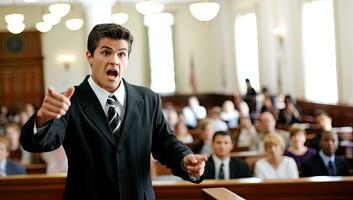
top-left (107, 95), bottom-right (120, 134)
top-left (219, 163), bottom-right (225, 179)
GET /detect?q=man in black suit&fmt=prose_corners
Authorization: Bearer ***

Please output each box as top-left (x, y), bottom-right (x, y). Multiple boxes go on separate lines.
top-left (301, 131), bottom-right (349, 177)
top-left (21, 23), bottom-right (207, 200)
top-left (203, 131), bottom-right (250, 179)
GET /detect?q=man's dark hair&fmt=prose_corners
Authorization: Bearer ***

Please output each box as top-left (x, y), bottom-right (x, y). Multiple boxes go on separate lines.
top-left (87, 23), bottom-right (134, 56)
top-left (245, 78), bottom-right (250, 83)
top-left (212, 131), bottom-right (234, 143)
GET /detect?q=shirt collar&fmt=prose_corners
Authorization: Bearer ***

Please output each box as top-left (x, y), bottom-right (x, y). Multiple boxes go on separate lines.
top-left (212, 154), bottom-right (230, 166)
top-left (88, 76), bottom-right (125, 108)
top-left (319, 150), bottom-right (335, 166)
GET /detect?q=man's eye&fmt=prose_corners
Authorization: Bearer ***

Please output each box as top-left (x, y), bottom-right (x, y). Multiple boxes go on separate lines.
top-left (102, 51), bottom-right (110, 56)
top-left (118, 52), bottom-right (126, 57)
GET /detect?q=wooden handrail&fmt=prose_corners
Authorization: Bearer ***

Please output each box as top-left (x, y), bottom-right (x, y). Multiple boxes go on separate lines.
top-left (1, 174), bottom-right (353, 200)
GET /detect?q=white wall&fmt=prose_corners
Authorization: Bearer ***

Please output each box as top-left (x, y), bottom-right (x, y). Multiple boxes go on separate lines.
top-left (1, 0), bottom-right (353, 105)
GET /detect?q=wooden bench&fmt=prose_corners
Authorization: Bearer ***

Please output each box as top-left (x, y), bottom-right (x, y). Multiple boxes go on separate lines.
top-left (0, 174), bottom-right (352, 200)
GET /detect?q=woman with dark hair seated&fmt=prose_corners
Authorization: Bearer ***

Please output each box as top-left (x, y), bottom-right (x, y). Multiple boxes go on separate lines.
top-left (284, 127), bottom-right (316, 171)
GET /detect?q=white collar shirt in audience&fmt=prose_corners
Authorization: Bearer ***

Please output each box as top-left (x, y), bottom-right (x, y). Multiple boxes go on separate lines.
top-left (212, 154), bottom-right (230, 179)
top-left (254, 156), bottom-right (298, 179)
top-left (319, 150), bottom-right (335, 168)
top-left (182, 105), bottom-right (206, 128)
top-left (0, 159), bottom-right (7, 176)
top-left (88, 76), bottom-right (126, 123)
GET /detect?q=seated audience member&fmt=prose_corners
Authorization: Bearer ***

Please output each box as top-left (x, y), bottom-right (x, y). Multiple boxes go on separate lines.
top-left (163, 105), bottom-right (178, 131)
top-left (233, 94), bottom-right (249, 117)
top-left (18, 109), bottom-right (30, 127)
top-left (254, 133), bottom-right (299, 179)
top-left (174, 121), bottom-right (193, 144)
top-left (182, 96), bottom-right (207, 129)
top-left (220, 101), bottom-right (239, 128)
top-left (209, 106), bottom-right (228, 132)
top-left (237, 116), bottom-right (257, 148)
top-left (41, 146), bottom-right (68, 173)
top-left (250, 112), bottom-right (290, 152)
top-left (0, 136), bottom-right (26, 176)
top-left (192, 118), bottom-right (215, 156)
top-left (0, 104), bottom-right (9, 127)
top-left (203, 131), bottom-right (250, 179)
top-left (310, 110), bottom-right (333, 151)
top-left (261, 97), bottom-right (278, 120)
top-left (277, 95), bottom-right (302, 125)
top-left (4, 123), bottom-right (32, 165)
top-left (284, 127), bottom-right (316, 170)
top-left (301, 131), bottom-right (349, 177)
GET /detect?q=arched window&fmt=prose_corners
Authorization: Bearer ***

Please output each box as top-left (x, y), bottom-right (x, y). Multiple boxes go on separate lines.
top-left (234, 12), bottom-right (260, 94)
top-left (144, 13), bottom-right (176, 94)
top-left (302, 0), bottom-right (338, 103)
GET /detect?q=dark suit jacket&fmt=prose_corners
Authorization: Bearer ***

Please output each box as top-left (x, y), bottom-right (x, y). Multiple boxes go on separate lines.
top-left (5, 160), bottom-right (26, 175)
top-left (203, 156), bottom-right (251, 179)
top-left (21, 76), bottom-right (196, 200)
top-left (300, 154), bottom-right (349, 177)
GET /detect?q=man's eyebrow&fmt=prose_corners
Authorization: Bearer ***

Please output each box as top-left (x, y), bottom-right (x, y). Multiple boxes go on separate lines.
top-left (100, 45), bottom-right (113, 50)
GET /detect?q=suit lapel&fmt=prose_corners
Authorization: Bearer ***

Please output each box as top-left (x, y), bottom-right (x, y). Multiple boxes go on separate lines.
top-left (117, 80), bottom-right (144, 146)
top-left (77, 77), bottom-right (115, 146)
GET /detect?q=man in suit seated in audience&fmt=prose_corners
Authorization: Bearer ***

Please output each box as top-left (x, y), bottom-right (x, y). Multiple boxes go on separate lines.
top-left (0, 136), bottom-right (26, 176)
top-left (203, 131), bottom-right (251, 179)
top-left (182, 96), bottom-right (207, 129)
top-left (250, 112), bottom-right (290, 153)
top-left (301, 131), bottom-right (349, 177)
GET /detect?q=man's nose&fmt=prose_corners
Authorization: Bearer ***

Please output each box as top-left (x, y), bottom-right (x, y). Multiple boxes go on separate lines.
top-left (108, 54), bottom-right (119, 65)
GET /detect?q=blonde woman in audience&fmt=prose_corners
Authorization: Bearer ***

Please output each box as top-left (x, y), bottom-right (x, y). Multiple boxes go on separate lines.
top-left (220, 100), bottom-right (239, 128)
top-left (237, 116), bottom-right (257, 148)
top-left (254, 133), bottom-right (298, 179)
top-left (174, 121), bottom-right (193, 144)
top-left (284, 127), bottom-right (316, 170)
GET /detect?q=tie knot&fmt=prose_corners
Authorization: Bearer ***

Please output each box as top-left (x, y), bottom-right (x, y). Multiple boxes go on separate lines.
top-left (107, 95), bottom-right (116, 105)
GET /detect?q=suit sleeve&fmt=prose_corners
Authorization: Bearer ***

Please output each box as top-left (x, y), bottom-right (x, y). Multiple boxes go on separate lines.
top-left (151, 94), bottom-right (199, 182)
top-left (20, 110), bottom-right (69, 153)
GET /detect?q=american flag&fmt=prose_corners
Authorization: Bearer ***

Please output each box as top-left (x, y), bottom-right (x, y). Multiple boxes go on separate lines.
top-left (189, 55), bottom-right (197, 94)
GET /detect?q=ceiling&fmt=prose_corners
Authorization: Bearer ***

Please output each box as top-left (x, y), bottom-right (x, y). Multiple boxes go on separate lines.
top-left (0, 0), bottom-right (199, 6)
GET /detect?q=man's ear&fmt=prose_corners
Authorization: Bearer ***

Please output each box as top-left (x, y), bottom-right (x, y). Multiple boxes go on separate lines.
top-left (86, 50), bottom-right (93, 65)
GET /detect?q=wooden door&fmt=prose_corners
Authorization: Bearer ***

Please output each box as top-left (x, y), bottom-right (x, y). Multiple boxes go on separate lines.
top-left (0, 31), bottom-right (44, 108)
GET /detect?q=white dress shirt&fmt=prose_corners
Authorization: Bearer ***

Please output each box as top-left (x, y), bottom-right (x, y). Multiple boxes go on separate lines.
top-left (212, 154), bottom-right (230, 179)
top-left (88, 76), bottom-right (126, 123)
top-left (319, 150), bottom-right (336, 170)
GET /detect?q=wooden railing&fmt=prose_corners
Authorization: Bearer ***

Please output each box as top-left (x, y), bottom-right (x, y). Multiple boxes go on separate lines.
top-left (1, 174), bottom-right (352, 200)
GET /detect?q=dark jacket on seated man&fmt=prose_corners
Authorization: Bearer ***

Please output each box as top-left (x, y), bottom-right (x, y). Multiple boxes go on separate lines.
top-left (300, 153), bottom-right (349, 177)
top-left (202, 131), bottom-right (251, 179)
top-left (203, 156), bottom-right (251, 179)
top-left (301, 131), bottom-right (349, 177)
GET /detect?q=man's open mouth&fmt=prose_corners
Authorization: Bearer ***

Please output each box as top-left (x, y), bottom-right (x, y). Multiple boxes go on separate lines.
top-left (106, 69), bottom-right (118, 79)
